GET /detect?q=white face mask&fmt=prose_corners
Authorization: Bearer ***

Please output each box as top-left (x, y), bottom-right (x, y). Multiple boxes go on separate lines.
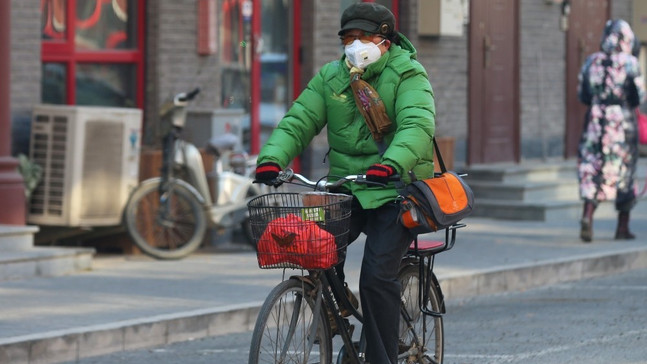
top-left (344, 38), bottom-right (385, 69)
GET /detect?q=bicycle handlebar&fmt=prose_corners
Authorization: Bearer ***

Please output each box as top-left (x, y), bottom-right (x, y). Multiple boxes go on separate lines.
top-left (174, 88), bottom-right (201, 105)
top-left (260, 168), bottom-right (400, 190)
top-left (276, 168), bottom-right (368, 190)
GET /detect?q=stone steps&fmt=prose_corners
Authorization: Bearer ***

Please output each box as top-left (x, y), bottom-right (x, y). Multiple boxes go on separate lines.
top-left (0, 225), bottom-right (95, 281)
top-left (464, 158), bottom-right (647, 221)
top-left (469, 179), bottom-right (578, 202)
top-left (465, 160), bottom-right (576, 183)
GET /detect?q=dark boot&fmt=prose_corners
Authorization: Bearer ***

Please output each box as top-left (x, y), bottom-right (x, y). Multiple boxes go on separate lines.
top-left (580, 202), bottom-right (596, 243)
top-left (615, 211), bottom-right (636, 240)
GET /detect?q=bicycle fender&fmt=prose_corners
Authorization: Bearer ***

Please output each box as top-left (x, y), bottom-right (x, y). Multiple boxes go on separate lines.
top-left (400, 258), bottom-right (446, 315)
top-left (429, 272), bottom-right (446, 314)
top-left (290, 275), bottom-right (316, 289)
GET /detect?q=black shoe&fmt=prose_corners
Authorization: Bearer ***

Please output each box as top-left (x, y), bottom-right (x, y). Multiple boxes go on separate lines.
top-left (615, 230), bottom-right (636, 240)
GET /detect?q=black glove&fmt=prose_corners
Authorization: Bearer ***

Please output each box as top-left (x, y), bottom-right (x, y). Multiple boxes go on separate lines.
top-left (255, 162), bottom-right (281, 185)
top-left (365, 164), bottom-right (395, 185)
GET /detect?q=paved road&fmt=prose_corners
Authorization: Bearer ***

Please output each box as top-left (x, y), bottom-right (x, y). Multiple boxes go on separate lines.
top-left (4, 189), bottom-right (647, 364)
top-left (443, 268), bottom-right (647, 364)
top-left (62, 268), bottom-right (647, 364)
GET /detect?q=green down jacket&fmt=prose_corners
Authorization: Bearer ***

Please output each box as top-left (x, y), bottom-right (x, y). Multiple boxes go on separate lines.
top-left (257, 34), bottom-right (435, 209)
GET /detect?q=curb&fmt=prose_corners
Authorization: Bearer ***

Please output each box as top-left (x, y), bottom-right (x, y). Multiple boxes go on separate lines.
top-left (440, 246), bottom-right (647, 299)
top-left (2, 247), bottom-right (647, 364)
top-left (0, 302), bottom-right (262, 364)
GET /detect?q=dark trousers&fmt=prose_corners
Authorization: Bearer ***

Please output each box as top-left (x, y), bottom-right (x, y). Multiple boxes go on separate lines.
top-left (339, 198), bottom-right (413, 364)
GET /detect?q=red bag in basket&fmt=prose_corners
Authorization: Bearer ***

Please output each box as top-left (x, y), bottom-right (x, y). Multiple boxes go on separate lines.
top-left (257, 214), bottom-right (338, 269)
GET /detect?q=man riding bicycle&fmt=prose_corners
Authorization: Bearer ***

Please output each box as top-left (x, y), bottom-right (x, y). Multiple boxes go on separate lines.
top-left (255, 3), bottom-right (435, 363)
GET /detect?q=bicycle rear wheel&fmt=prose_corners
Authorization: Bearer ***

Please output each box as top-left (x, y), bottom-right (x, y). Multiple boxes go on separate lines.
top-left (398, 263), bottom-right (444, 364)
top-left (249, 278), bottom-right (332, 364)
top-left (124, 179), bottom-right (207, 260)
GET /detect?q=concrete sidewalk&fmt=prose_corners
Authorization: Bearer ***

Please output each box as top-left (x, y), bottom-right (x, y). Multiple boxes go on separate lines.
top-left (1, 199), bottom-right (646, 363)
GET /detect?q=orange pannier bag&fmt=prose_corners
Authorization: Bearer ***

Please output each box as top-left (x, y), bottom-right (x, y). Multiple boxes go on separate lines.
top-left (399, 171), bottom-right (474, 235)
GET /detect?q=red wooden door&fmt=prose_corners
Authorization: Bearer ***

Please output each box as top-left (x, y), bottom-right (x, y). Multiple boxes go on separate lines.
top-left (468, 0), bottom-right (519, 164)
top-left (564, 0), bottom-right (609, 158)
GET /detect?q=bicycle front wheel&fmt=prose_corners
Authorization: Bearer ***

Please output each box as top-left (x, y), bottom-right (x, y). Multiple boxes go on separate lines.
top-left (124, 179), bottom-right (207, 260)
top-left (398, 263), bottom-right (444, 364)
top-left (249, 278), bottom-right (332, 364)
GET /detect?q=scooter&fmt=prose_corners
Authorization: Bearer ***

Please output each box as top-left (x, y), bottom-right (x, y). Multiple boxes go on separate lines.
top-left (123, 88), bottom-right (270, 259)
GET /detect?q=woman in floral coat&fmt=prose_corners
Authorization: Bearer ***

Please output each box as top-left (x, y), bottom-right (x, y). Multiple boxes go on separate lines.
top-left (577, 19), bottom-right (645, 242)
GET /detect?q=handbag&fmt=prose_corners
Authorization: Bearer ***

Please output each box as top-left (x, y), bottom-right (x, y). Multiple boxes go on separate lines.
top-left (398, 137), bottom-right (474, 234)
top-left (636, 109), bottom-right (647, 145)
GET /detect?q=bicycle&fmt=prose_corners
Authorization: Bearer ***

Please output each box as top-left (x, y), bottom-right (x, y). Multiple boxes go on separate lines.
top-left (246, 168), bottom-right (465, 364)
top-left (123, 88), bottom-right (271, 259)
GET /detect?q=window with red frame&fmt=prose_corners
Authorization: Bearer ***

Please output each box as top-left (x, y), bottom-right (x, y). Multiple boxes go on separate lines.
top-left (40, 0), bottom-right (144, 108)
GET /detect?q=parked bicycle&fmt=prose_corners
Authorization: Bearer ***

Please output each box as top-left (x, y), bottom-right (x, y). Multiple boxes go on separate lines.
top-left (246, 168), bottom-right (465, 364)
top-left (123, 88), bottom-right (271, 259)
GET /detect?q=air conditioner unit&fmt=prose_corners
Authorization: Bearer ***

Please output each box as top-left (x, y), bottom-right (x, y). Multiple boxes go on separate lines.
top-left (28, 105), bottom-right (142, 227)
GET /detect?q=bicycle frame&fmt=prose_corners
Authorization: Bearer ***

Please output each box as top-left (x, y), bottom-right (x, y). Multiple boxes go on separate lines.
top-left (249, 169), bottom-right (464, 363)
top-left (408, 226), bottom-right (461, 317)
top-left (288, 237), bottom-right (456, 364)
top-left (321, 269), bottom-right (367, 363)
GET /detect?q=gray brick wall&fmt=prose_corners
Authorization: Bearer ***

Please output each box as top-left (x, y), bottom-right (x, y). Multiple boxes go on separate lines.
top-left (144, 0), bottom-right (161, 146)
top-left (156, 0), bottom-right (220, 106)
top-left (612, 0), bottom-right (632, 24)
top-left (10, 0), bottom-right (41, 156)
top-left (298, 0), bottom-right (343, 177)
top-left (144, 0), bottom-right (222, 146)
top-left (397, 0), bottom-right (419, 41)
top-left (312, 1), bottom-right (343, 73)
top-left (519, 0), bottom-right (566, 160)
top-left (415, 9), bottom-right (468, 164)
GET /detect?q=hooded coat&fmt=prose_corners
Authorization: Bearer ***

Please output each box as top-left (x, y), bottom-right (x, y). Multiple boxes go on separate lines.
top-left (257, 34), bottom-right (435, 209)
top-left (577, 19), bottom-right (645, 210)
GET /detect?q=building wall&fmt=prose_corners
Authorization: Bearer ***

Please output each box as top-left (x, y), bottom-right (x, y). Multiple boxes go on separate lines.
top-left (7, 0), bottom-right (638, 166)
top-left (144, 0), bottom-right (222, 147)
top-left (612, 0), bottom-right (632, 23)
top-left (415, 0), bottom-right (634, 164)
top-left (10, 0), bottom-right (41, 156)
top-left (519, 0), bottom-right (566, 160)
top-left (298, 0), bottom-right (343, 177)
top-left (416, 25), bottom-right (469, 164)
top-left (515, 0), bottom-right (633, 161)
top-left (144, 0), bottom-right (161, 147)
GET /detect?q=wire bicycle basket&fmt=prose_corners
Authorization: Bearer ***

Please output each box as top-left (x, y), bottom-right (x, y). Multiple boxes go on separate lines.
top-left (247, 192), bottom-right (353, 270)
